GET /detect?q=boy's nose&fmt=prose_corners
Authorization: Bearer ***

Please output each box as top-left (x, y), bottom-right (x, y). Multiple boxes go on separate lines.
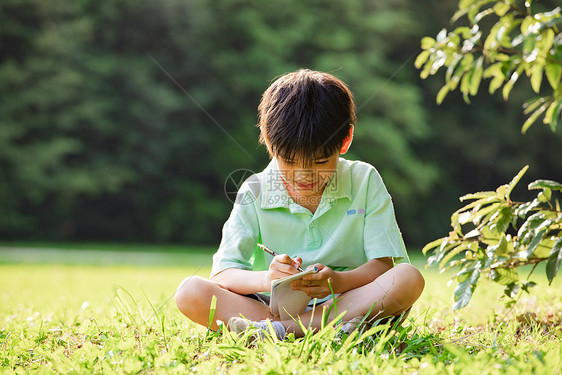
top-left (294, 168), bottom-right (314, 180)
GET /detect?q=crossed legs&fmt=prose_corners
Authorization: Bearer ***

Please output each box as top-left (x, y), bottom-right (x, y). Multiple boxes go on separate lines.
top-left (175, 263), bottom-right (424, 336)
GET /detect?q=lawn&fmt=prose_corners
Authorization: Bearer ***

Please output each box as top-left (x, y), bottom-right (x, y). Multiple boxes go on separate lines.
top-left (0, 245), bottom-right (561, 374)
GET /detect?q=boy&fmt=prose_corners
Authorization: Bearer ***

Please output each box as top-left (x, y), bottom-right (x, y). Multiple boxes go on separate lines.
top-left (175, 69), bottom-right (424, 339)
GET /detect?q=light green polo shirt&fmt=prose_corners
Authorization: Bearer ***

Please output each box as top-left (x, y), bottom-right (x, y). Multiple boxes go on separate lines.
top-left (211, 157), bottom-right (407, 278)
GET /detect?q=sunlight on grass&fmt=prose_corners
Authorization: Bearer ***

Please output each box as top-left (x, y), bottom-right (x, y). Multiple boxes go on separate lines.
top-left (0, 243), bottom-right (215, 267)
top-left (1, 256), bottom-right (561, 373)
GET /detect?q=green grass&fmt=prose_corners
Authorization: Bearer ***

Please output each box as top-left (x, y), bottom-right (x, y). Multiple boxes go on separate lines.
top-left (0, 243), bottom-right (215, 268)
top-left (1, 246), bottom-right (561, 374)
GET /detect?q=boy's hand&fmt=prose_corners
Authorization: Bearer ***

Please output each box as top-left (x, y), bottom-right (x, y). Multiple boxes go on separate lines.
top-left (265, 254), bottom-right (303, 285)
top-left (291, 264), bottom-right (336, 299)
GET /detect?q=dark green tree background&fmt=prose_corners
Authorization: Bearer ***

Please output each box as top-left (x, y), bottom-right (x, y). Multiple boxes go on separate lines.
top-left (1, 0), bottom-right (560, 246)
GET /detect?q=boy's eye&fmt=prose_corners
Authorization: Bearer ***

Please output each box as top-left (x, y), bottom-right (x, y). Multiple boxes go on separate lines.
top-left (282, 159), bottom-right (296, 165)
top-left (315, 160), bottom-right (329, 165)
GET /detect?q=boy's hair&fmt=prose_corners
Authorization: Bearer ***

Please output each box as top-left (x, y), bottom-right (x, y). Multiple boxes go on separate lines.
top-left (257, 69), bottom-right (357, 165)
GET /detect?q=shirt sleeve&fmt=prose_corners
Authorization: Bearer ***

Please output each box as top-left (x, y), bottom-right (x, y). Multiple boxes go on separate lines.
top-left (362, 169), bottom-right (407, 261)
top-left (210, 186), bottom-right (261, 278)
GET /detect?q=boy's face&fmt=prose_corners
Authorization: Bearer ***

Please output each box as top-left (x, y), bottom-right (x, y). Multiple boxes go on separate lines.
top-left (276, 153), bottom-right (339, 196)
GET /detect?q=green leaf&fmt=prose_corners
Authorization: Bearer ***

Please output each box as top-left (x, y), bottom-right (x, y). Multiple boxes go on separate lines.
top-left (456, 197), bottom-right (500, 220)
top-left (502, 71), bottom-right (518, 100)
top-left (522, 101), bottom-right (549, 133)
top-left (546, 238), bottom-right (562, 285)
top-left (422, 237), bottom-right (447, 255)
top-left (543, 100), bottom-right (561, 125)
top-left (420, 55), bottom-right (435, 79)
top-left (481, 225), bottom-right (501, 246)
top-left (490, 267), bottom-right (519, 285)
top-left (517, 212), bottom-right (547, 245)
top-left (521, 15), bottom-right (539, 36)
top-left (506, 165), bottom-right (529, 200)
top-left (491, 207), bottom-right (513, 233)
top-left (466, 0), bottom-right (496, 24)
top-left (472, 202), bottom-right (502, 225)
top-left (460, 53), bottom-right (475, 72)
top-left (539, 29), bottom-right (555, 55)
top-left (534, 237), bottom-right (557, 258)
top-left (483, 62), bottom-right (502, 79)
top-left (454, 26), bottom-right (474, 39)
top-left (528, 179), bottom-right (562, 191)
top-left (452, 4), bottom-right (470, 23)
top-left (530, 65), bottom-right (544, 93)
top-left (440, 244), bottom-right (469, 269)
top-left (439, 239), bottom-right (456, 255)
top-left (427, 253), bottom-right (439, 266)
top-left (496, 184), bottom-right (507, 199)
top-left (537, 188), bottom-right (552, 203)
top-left (484, 15), bottom-right (510, 50)
top-left (489, 74), bottom-right (505, 94)
top-left (493, 52), bottom-right (512, 62)
top-left (549, 106), bottom-right (560, 131)
top-left (453, 266), bottom-right (480, 310)
top-left (525, 229), bottom-right (546, 257)
top-left (460, 191), bottom-right (496, 201)
top-left (414, 51), bottom-right (431, 69)
top-left (487, 234), bottom-right (509, 258)
top-left (474, 7), bottom-right (494, 23)
top-left (484, 62), bottom-right (505, 94)
top-left (421, 37), bottom-right (436, 50)
top-left (493, 2), bottom-right (510, 16)
top-left (436, 29), bottom-right (448, 42)
top-left (465, 229), bottom-right (481, 239)
top-left (545, 63), bottom-right (562, 90)
top-left (515, 198), bottom-right (541, 217)
top-left (446, 54), bottom-right (463, 81)
top-left (504, 282), bottom-right (520, 298)
top-left (521, 280), bottom-right (537, 293)
top-left (523, 97), bottom-right (547, 115)
top-left (469, 56), bottom-right (484, 96)
top-left (461, 66), bottom-right (472, 101)
top-left (436, 85), bottom-right (450, 105)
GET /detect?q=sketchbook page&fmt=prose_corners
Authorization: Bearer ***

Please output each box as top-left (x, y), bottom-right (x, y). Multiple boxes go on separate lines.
top-left (270, 269), bottom-right (317, 320)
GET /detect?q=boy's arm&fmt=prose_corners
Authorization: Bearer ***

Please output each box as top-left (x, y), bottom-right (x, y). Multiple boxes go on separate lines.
top-left (212, 268), bottom-right (270, 294)
top-left (212, 254), bottom-right (303, 295)
top-left (291, 257), bottom-right (393, 298)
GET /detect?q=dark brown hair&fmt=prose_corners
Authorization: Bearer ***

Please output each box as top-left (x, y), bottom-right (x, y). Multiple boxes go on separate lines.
top-left (257, 69), bottom-right (356, 165)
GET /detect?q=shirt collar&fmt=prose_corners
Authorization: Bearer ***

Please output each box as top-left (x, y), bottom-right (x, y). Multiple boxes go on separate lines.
top-left (259, 157), bottom-right (352, 210)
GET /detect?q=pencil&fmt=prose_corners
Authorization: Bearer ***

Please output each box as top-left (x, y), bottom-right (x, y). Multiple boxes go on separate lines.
top-left (257, 243), bottom-right (305, 272)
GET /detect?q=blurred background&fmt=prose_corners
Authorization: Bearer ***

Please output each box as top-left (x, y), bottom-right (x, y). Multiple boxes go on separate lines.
top-left (1, 0), bottom-right (561, 252)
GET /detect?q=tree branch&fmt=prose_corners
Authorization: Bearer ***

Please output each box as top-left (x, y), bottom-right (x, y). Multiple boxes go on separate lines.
top-left (502, 257), bottom-right (548, 269)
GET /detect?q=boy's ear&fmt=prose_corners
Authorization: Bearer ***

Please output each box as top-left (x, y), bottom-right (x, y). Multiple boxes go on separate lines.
top-left (340, 125), bottom-right (354, 154)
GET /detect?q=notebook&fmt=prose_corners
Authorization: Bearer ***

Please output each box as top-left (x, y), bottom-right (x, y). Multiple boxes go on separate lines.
top-left (270, 268), bottom-right (318, 320)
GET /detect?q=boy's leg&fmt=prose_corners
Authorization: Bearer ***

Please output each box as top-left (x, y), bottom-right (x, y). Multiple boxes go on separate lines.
top-left (175, 276), bottom-right (276, 330)
top-left (282, 263), bottom-right (424, 336)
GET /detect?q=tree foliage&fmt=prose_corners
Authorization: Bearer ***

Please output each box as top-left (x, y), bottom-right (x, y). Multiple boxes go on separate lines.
top-left (418, 0), bottom-right (562, 309)
top-left (1, 0), bottom-right (560, 248)
top-left (415, 0), bottom-right (562, 133)
top-left (423, 166), bottom-right (562, 309)
top-left (0, 0), bottom-right (433, 243)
